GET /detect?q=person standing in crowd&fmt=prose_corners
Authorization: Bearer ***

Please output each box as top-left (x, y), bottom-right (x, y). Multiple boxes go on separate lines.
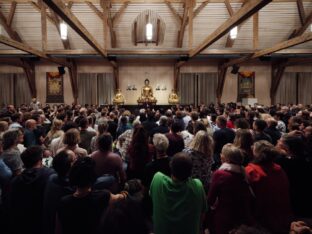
top-left (57, 157), bottom-right (127, 234)
top-left (246, 141), bottom-right (291, 233)
top-left (165, 121), bottom-right (185, 157)
top-left (0, 130), bottom-right (24, 176)
top-left (43, 150), bottom-right (76, 234)
top-left (78, 117), bottom-right (96, 154)
top-left (127, 125), bottom-right (154, 180)
top-left (213, 116), bottom-right (235, 169)
top-left (8, 146), bottom-right (54, 234)
top-left (276, 134), bottom-right (312, 218)
top-left (150, 152), bottom-right (207, 234)
top-left (253, 119), bottom-right (272, 144)
top-left (184, 130), bottom-right (213, 192)
top-left (208, 144), bottom-right (254, 234)
top-left (233, 129), bottom-right (254, 166)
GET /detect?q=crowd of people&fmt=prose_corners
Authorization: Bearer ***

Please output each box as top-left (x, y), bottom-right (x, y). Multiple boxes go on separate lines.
top-left (0, 101), bottom-right (312, 234)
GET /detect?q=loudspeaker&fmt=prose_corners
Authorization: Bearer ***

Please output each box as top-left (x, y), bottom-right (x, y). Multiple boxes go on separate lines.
top-left (231, 64), bottom-right (240, 74)
top-left (58, 66), bottom-right (65, 75)
top-left (259, 56), bottom-right (271, 62)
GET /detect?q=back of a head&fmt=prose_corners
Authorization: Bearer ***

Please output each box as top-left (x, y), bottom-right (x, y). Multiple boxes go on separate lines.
top-left (281, 134), bottom-right (305, 158)
top-left (98, 133), bottom-right (113, 152)
top-left (170, 152), bottom-right (193, 181)
top-left (171, 121), bottom-right (182, 133)
top-left (234, 118), bottom-right (250, 129)
top-left (190, 130), bottom-right (213, 157)
top-left (2, 129), bottom-right (19, 150)
top-left (97, 118), bottom-right (108, 134)
top-left (53, 150), bottom-right (74, 178)
top-left (63, 128), bottom-right (80, 146)
top-left (153, 133), bottom-right (169, 153)
top-left (254, 119), bottom-right (267, 132)
top-left (253, 140), bottom-right (277, 165)
top-left (217, 116), bottom-right (227, 128)
top-left (221, 143), bottom-right (243, 165)
top-left (21, 146), bottom-right (43, 169)
top-left (62, 121), bottom-right (78, 132)
top-left (159, 116), bottom-right (168, 126)
top-left (69, 157), bottom-right (96, 188)
top-left (79, 117), bottom-right (88, 129)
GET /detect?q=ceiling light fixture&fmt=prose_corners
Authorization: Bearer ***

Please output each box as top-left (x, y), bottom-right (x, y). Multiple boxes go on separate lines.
top-left (230, 26), bottom-right (238, 39)
top-left (60, 22), bottom-right (68, 40)
top-left (146, 23), bottom-right (153, 41)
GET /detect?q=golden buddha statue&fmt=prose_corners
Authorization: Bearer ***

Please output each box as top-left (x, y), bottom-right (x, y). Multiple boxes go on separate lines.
top-left (168, 89), bottom-right (179, 105)
top-left (113, 89), bottom-right (125, 105)
top-left (137, 79), bottom-right (157, 104)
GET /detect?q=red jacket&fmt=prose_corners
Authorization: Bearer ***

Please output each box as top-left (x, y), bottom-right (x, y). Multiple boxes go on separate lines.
top-left (245, 163), bottom-right (292, 233)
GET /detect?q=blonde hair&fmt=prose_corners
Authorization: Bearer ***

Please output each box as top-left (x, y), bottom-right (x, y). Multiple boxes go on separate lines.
top-left (51, 119), bottom-right (63, 132)
top-left (221, 143), bottom-right (243, 165)
top-left (253, 140), bottom-right (273, 157)
top-left (189, 130), bottom-right (213, 158)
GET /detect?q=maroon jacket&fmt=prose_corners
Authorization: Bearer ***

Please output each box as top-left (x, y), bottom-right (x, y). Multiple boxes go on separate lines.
top-left (208, 170), bottom-right (254, 234)
top-left (246, 163), bottom-right (292, 233)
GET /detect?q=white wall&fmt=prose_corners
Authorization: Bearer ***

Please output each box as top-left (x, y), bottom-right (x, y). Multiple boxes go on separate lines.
top-left (0, 60), bottom-right (311, 106)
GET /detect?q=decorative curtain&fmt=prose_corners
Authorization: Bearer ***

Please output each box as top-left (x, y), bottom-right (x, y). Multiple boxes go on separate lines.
top-left (275, 72), bottom-right (297, 105)
top-left (179, 73), bottom-right (217, 106)
top-left (179, 73), bottom-right (195, 105)
top-left (97, 73), bottom-right (115, 105)
top-left (78, 73), bottom-right (97, 105)
top-left (298, 72), bottom-right (312, 105)
top-left (0, 74), bottom-right (14, 106)
top-left (14, 73), bottom-right (31, 107)
top-left (197, 73), bottom-right (217, 105)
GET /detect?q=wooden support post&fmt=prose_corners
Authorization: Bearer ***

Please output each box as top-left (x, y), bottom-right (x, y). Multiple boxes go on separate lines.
top-left (174, 64), bottom-right (180, 91)
top-left (113, 66), bottom-right (119, 90)
top-left (253, 12), bottom-right (259, 49)
top-left (270, 62), bottom-right (286, 105)
top-left (216, 62), bottom-right (228, 104)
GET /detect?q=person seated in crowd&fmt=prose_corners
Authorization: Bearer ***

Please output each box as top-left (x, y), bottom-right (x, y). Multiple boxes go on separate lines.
top-left (150, 152), bottom-right (207, 234)
top-left (78, 117), bottom-right (96, 154)
top-left (0, 129), bottom-right (24, 176)
top-left (57, 128), bottom-right (87, 158)
top-left (213, 116), bottom-right (236, 169)
top-left (57, 157), bottom-right (127, 234)
top-left (253, 119), bottom-right (272, 144)
top-left (208, 144), bottom-right (254, 234)
top-left (43, 150), bottom-right (76, 234)
top-left (8, 146), bottom-right (54, 234)
top-left (184, 130), bottom-right (213, 192)
top-left (165, 121), bottom-right (184, 157)
top-left (246, 140), bottom-right (292, 233)
top-left (90, 133), bottom-right (126, 188)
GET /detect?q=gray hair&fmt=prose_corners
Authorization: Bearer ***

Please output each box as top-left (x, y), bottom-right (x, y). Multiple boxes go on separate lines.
top-left (159, 116), bottom-right (168, 126)
top-left (132, 119), bottom-right (141, 128)
top-left (153, 133), bottom-right (169, 153)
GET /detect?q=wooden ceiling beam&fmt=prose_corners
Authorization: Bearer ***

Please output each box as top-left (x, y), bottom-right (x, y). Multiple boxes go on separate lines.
top-left (224, 0), bottom-right (248, 48)
top-left (43, 0), bottom-right (107, 57)
top-left (7, 1), bottom-right (17, 27)
top-left (86, 1), bottom-right (104, 18)
top-left (40, 0), bottom-right (47, 51)
top-left (0, 0), bottom-right (309, 3)
top-left (30, 1), bottom-right (55, 24)
top-left (296, 0), bottom-right (306, 25)
top-left (177, 0), bottom-right (189, 47)
top-left (112, 1), bottom-right (130, 24)
top-left (223, 32), bottom-right (312, 67)
top-left (189, 0), bottom-right (272, 58)
top-left (292, 11), bottom-right (312, 37)
top-left (165, 1), bottom-right (182, 24)
top-left (253, 12), bottom-right (259, 49)
top-left (101, 0), bottom-right (116, 48)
